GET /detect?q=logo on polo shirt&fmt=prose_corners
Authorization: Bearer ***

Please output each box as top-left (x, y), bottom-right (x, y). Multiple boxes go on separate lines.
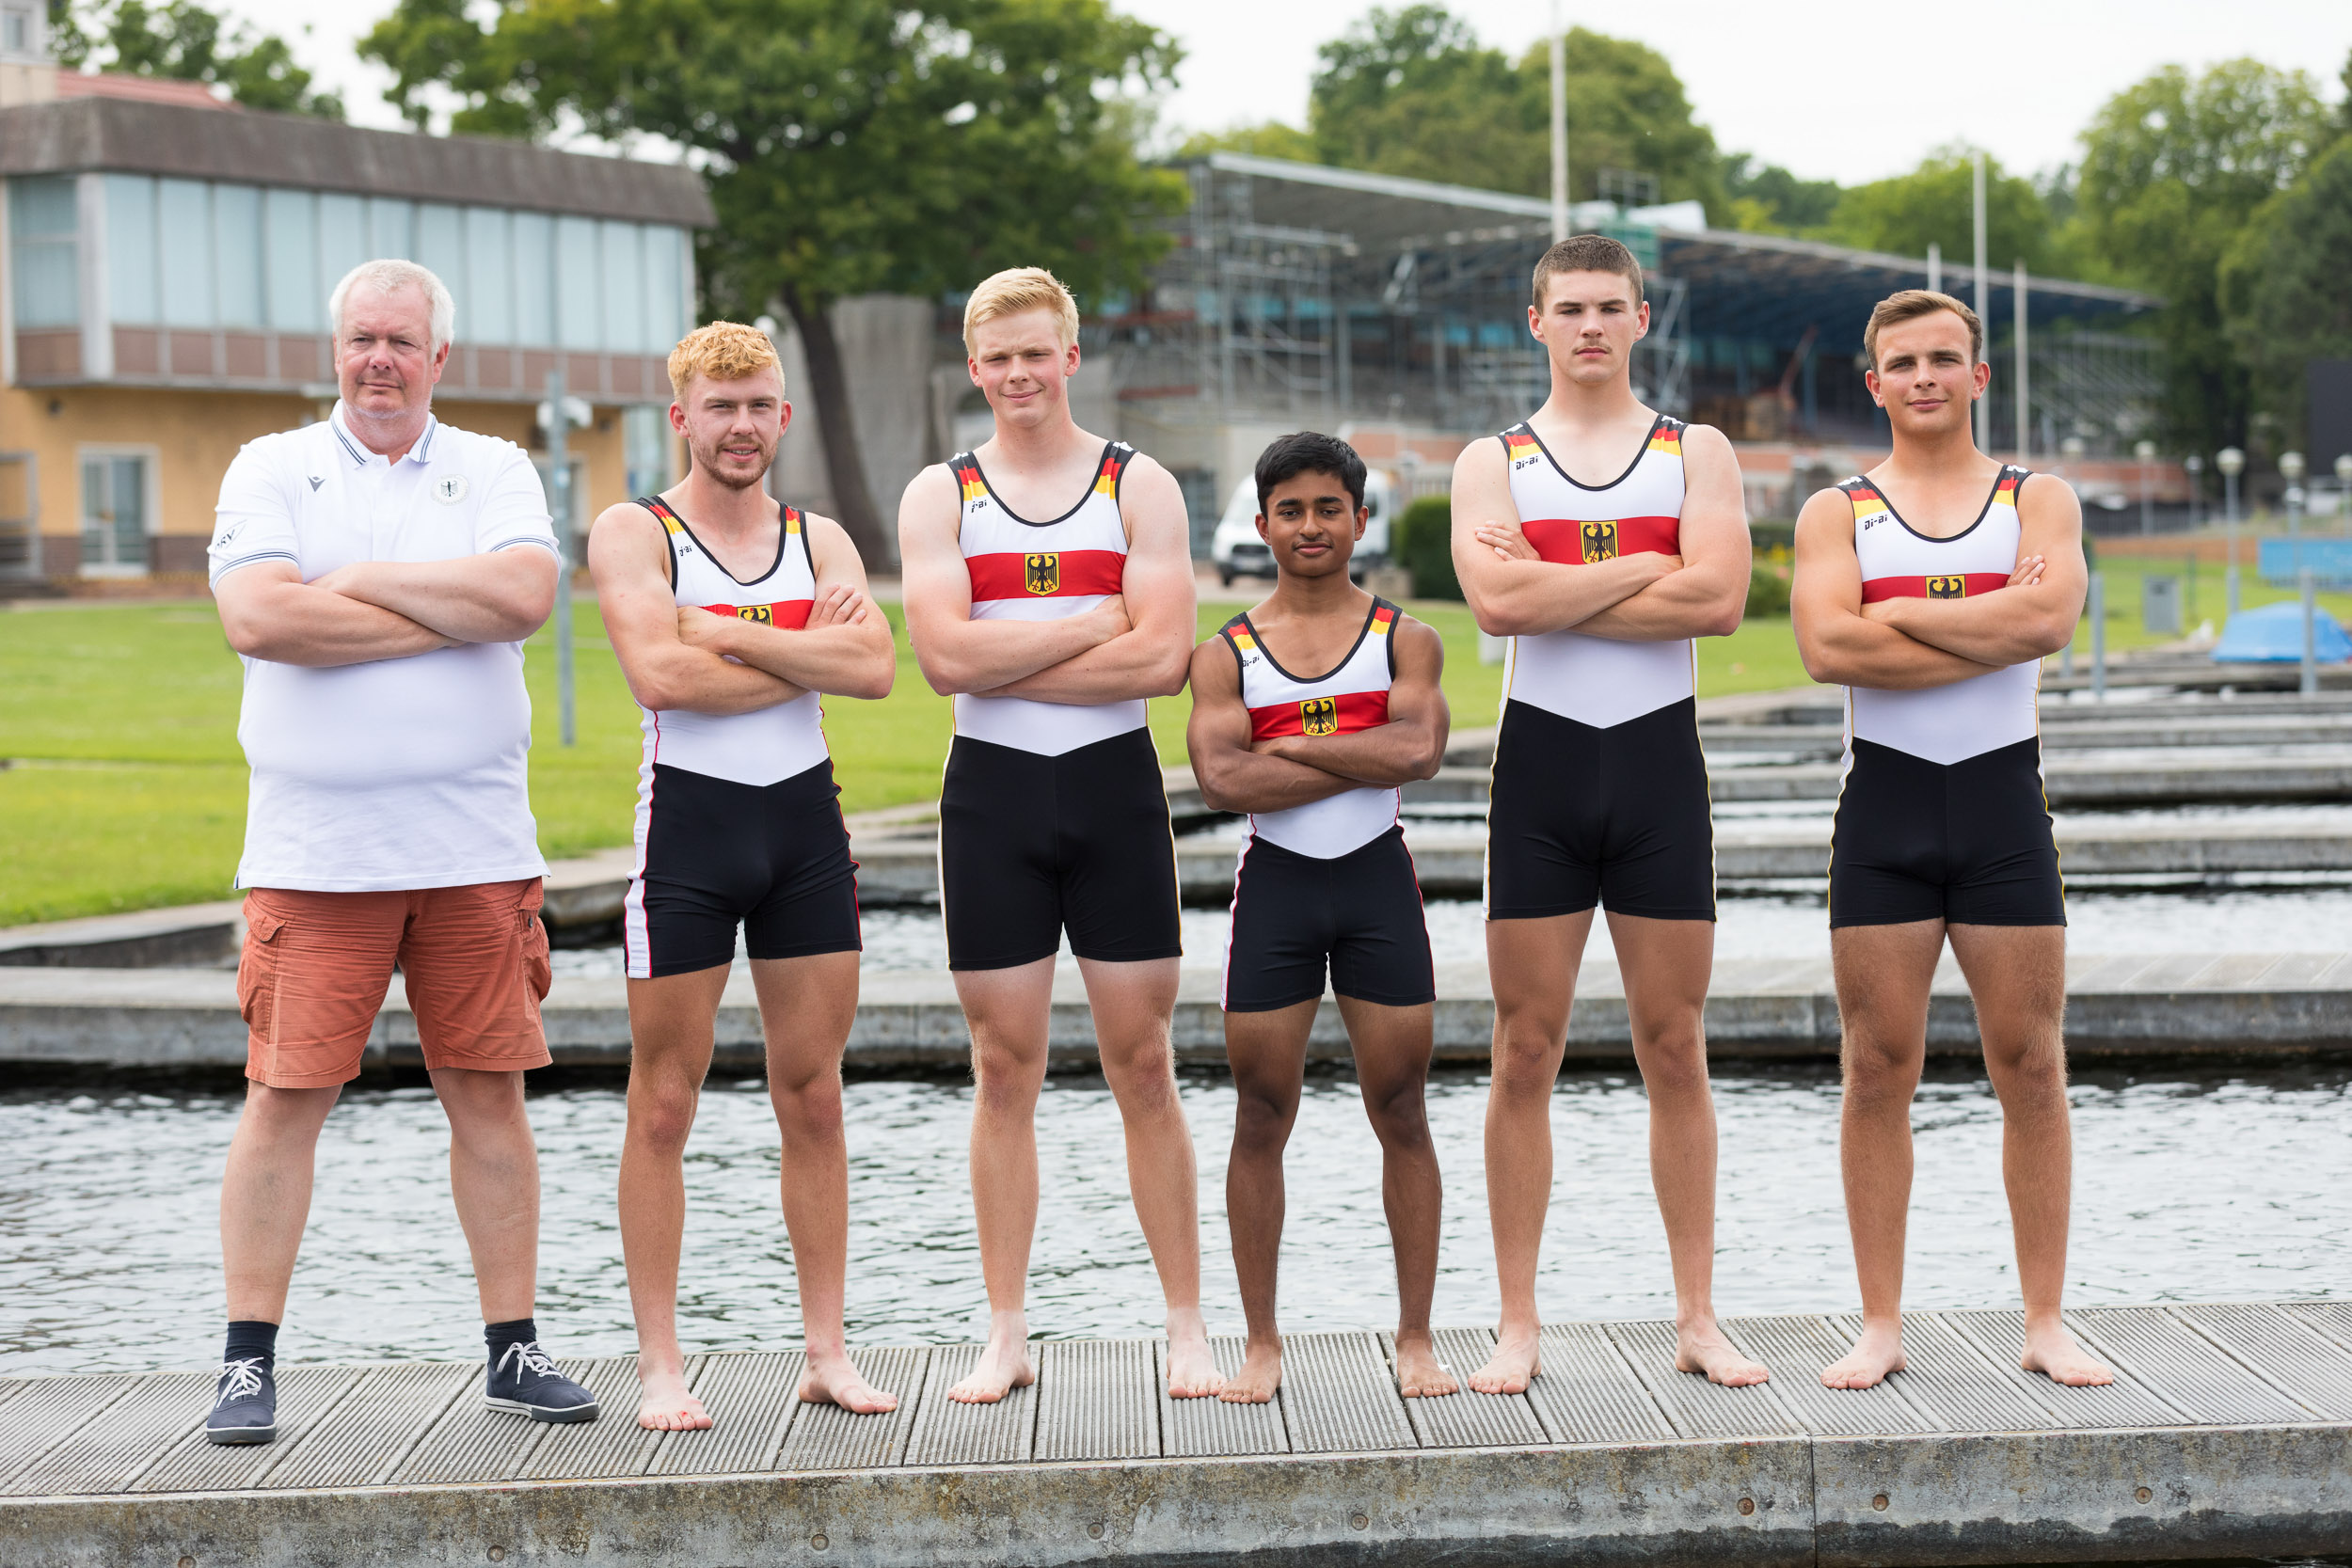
top-left (308, 476), bottom-right (324, 492)
top-left (434, 475), bottom-right (469, 505)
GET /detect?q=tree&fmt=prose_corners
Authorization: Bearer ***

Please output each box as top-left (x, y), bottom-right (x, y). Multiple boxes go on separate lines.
top-left (2220, 136), bottom-right (2352, 451)
top-left (2076, 59), bottom-right (2336, 454)
top-left (1302, 8), bottom-right (1722, 212)
top-left (1821, 147), bottom-right (2054, 271)
top-left (1176, 122), bottom-right (1319, 163)
top-left (46, 0), bottom-right (343, 117)
top-left (362, 0), bottom-right (1186, 565)
top-left (1719, 154), bottom-right (1839, 235)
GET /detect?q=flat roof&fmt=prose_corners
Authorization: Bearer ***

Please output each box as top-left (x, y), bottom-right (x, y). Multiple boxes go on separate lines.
top-left (1195, 153), bottom-right (2157, 348)
top-left (0, 97), bottom-right (715, 227)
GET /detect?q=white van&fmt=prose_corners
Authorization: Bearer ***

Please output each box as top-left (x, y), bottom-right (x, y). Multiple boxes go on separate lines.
top-left (1208, 468), bottom-right (1394, 586)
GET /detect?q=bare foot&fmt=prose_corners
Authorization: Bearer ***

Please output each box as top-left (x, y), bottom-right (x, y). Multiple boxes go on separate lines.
top-left (1676, 1319), bottom-right (1771, 1387)
top-left (1820, 1320), bottom-right (1906, 1389)
top-left (636, 1365), bottom-right (712, 1432)
top-left (798, 1349), bottom-right (898, 1415)
top-left (947, 1330), bottom-right (1036, 1405)
top-left (1220, 1337), bottom-right (1281, 1404)
top-left (1165, 1310), bottom-right (1227, 1399)
top-left (1394, 1331), bottom-right (1459, 1399)
top-left (2022, 1320), bottom-right (2114, 1386)
top-left (1470, 1323), bottom-right (1541, 1394)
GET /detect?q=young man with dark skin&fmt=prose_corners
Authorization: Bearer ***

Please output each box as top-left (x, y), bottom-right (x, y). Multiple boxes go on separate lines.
top-left (1791, 290), bottom-right (2111, 1391)
top-left (1186, 433), bottom-right (1455, 1404)
top-left (589, 322), bottom-right (900, 1430)
top-left (897, 267), bottom-right (1222, 1403)
top-left (1449, 236), bottom-right (1766, 1392)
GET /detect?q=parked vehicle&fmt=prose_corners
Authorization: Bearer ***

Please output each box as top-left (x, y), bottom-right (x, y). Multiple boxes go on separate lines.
top-left (1209, 469), bottom-right (1395, 586)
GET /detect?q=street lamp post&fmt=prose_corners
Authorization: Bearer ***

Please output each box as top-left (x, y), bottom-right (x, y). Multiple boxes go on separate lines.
top-left (2217, 446), bottom-right (2245, 617)
top-left (2185, 452), bottom-right (2204, 531)
top-left (2281, 451), bottom-right (2311, 696)
top-left (2280, 450), bottom-right (2306, 539)
top-left (2338, 451), bottom-right (2352, 515)
top-left (2135, 438), bottom-right (2157, 536)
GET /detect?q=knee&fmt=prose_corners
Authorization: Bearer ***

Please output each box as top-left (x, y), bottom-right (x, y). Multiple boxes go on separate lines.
top-left (1635, 1030), bottom-right (1709, 1101)
top-left (771, 1075), bottom-right (845, 1140)
top-left (628, 1085), bottom-right (700, 1155)
top-left (1839, 1042), bottom-right (1920, 1106)
top-left (1983, 1029), bottom-right (2067, 1092)
top-left (1362, 1083), bottom-right (1433, 1151)
top-left (1231, 1087), bottom-right (1297, 1150)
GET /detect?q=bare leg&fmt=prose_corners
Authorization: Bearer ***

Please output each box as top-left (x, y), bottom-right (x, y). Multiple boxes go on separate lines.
top-left (748, 952), bottom-right (897, 1414)
top-left (432, 1067), bottom-right (543, 1325)
top-left (617, 963), bottom-right (729, 1430)
top-left (219, 1083), bottom-right (342, 1322)
top-left (1219, 999), bottom-right (1314, 1405)
top-left (1820, 921), bottom-right (1941, 1389)
top-left (948, 957), bottom-right (1053, 1403)
top-left (1337, 994), bottom-right (1455, 1398)
top-left (1608, 913), bottom-right (1769, 1386)
top-left (1079, 956), bottom-right (1224, 1399)
top-left (1947, 924), bottom-right (2111, 1386)
top-left (1472, 910), bottom-right (1593, 1394)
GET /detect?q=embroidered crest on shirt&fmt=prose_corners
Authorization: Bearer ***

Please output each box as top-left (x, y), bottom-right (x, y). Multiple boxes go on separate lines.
top-left (1024, 553), bottom-right (1059, 594)
top-left (434, 475), bottom-right (469, 505)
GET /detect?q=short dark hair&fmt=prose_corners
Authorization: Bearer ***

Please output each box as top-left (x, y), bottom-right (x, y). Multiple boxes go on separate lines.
top-left (1254, 431), bottom-right (1367, 516)
top-left (1532, 234), bottom-right (1645, 309)
top-left (1864, 289), bottom-right (1982, 369)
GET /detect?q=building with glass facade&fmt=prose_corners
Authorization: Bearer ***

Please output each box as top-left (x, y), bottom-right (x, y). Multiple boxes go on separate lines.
top-left (0, 78), bottom-right (711, 585)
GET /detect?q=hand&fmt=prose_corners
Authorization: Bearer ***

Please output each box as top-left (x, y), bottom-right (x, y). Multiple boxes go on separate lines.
top-left (806, 583), bottom-right (867, 628)
top-left (676, 605), bottom-right (735, 653)
top-left (2008, 555), bottom-right (2047, 589)
top-left (1861, 599), bottom-right (1900, 626)
top-left (1473, 519), bottom-right (1537, 562)
top-left (308, 563), bottom-right (369, 596)
top-left (1088, 594), bottom-right (1132, 641)
top-left (1251, 735), bottom-right (1308, 761)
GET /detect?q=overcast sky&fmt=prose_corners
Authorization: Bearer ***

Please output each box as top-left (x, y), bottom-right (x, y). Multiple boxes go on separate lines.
top-left (229, 0), bottom-right (2350, 185)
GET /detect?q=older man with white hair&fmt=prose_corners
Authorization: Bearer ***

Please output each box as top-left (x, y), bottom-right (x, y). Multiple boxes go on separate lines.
top-left (199, 259), bottom-right (597, 1444)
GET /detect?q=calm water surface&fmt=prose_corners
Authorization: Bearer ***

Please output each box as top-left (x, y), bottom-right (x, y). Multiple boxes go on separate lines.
top-left (4, 1063), bottom-right (2345, 1375)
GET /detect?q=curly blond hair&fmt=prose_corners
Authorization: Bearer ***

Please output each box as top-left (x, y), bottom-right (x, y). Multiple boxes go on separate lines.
top-left (667, 321), bottom-right (784, 401)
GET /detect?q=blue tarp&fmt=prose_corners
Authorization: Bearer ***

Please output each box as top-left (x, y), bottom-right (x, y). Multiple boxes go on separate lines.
top-left (2212, 601), bottom-right (2352, 663)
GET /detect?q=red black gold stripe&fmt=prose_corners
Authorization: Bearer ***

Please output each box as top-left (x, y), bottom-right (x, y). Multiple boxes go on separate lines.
top-left (1523, 515), bottom-right (1679, 564)
top-left (1860, 573), bottom-right (2011, 603)
top-left (1248, 688), bottom-right (1391, 741)
top-left (967, 548), bottom-right (1125, 601)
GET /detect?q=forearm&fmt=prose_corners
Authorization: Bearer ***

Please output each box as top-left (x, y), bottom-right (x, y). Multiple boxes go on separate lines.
top-left (218, 578), bottom-right (457, 667)
top-left (1196, 751), bottom-right (1362, 814)
top-left (1876, 591), bottom-right (2077, 665)
top-left (915, 615), bottom-right (1108, 695)
top-left (328, 551), bottom-right (556, 643)
top-left (1261, 724), bottom-right (1440, 786)
top-left (983, 628), bottom-right (1188, 703)
top-left (630, 645), bottom-right (804, 714)
top-left (1577, 565), bottom-right (1744, 641)
top-left (713, 620), bottom-right (894, 700)
top-left (1804, 616), bottom-right (2000, 690)
top-left (1465, 556), bottom-right (1661, 637)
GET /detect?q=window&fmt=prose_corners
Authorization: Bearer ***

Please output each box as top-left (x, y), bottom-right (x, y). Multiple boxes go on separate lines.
top-left (8, 177), bottom-right (79, 328)
top-left (157, 180), bottom-right (213, 327)
top-left (555, 215), bottom-right (599, 350)
top-left (214, 183), bottom-right (262, 329)
top-left (2, 7), bottom-right (30, 53)
top-left (367, 198), bottom-right (414, 261)
top-left (601, 220), bottom-right (644, 354)
top-left (104, 176), bottom-right (158, 324)
top-left (264, 188), bottom-right (319, 332)
top-left (645, 225), bottom-right (688, 348)
top-left (418, 202), bottom-right (464, 302)
top-left (79, 451), bottom-right (151, 574)
top-left (512, 211), bottom-right (553, 346)
top-left (466, 206), bottom-right (512, 344)
top-left (319, 193), bottom-right (366, 309)
top-left (623, 404), bottom-right (676, 498)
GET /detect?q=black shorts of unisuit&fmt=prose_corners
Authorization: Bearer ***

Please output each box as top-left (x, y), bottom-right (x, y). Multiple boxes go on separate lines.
top-left (1223, 826), bottom-right (1436, 1013)
top-left (939, 727), bottom-right (1183, 971)
top-left (1829, 736), bottom-right (2066, 927)
top-left (1484, 696), bottom-right (1716, 922)
top-left (625, 758), bottom-right (862, 979)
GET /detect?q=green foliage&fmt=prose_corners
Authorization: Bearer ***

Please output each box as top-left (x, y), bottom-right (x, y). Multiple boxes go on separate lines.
top-left (46, 0), bottom-right (342, 117)
top-left (2220, 136), bottom-right (2352, 451)
top-left (1745, 560), bottom-right (1790, 620)
top-left (1176, 122), bottom-right (1320, 162)
top-left (1822, 147), bottom-right (2054, 270)
top-left (1300, 8), bottom-right (1721, 212)
top-left (1392, 494), bottom-right (1462, 601)
top-left (2076, 59), bottom-right (2338, 453)
top-left (1719, 154), bottom-right (1840, 235)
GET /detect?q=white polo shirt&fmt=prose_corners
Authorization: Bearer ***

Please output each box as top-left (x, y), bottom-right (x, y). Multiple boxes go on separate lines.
top-left (208, 404), bottom-right (560, 893)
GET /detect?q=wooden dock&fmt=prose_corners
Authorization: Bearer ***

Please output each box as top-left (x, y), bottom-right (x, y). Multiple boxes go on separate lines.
top-left (6, 1304), bottom-right (2352, 1565)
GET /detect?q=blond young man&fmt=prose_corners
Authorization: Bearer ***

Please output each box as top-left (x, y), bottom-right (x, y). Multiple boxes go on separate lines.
top-left (1791, 291), bottom-right (2110, 1391)
top-left (897, 268), bottom-right (1221, 1403)
top-left (1450, 235), bottom-right (1765, 1393)
top-left (588, 323), bottom-right (898, 1430)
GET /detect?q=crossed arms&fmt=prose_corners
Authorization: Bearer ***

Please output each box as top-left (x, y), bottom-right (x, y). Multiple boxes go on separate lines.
top-left (588, 503), bottom-right (895, 715)
top-left (1790, 473), bottom-right (2086, 690)
top-left (1449, 422), bottom-right (1751, 641)
top-left (1186, 617), bottom-right (1450, 815)
top-left (214, 549), bottom-right (558, 667)
top-left (895, 455), bottom-right (1194, 703)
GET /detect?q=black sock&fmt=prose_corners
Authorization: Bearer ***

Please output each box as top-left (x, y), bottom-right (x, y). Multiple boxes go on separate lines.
top-left (224, 1321), bottom-right (278, 1373)
top-left (485, 1318), bottom-right (539, 1363)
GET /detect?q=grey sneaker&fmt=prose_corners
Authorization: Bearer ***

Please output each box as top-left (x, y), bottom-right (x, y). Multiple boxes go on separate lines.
top-left (203, 1356), bottom-right (277, 1445)
top-left (485, 1340), bottom-right (598, 1423)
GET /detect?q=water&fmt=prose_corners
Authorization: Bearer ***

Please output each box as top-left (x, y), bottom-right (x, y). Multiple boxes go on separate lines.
top-left (550, 883), bottom-right (2352, 978)
top-left (5, 1063), bottom-right (2346, 1376)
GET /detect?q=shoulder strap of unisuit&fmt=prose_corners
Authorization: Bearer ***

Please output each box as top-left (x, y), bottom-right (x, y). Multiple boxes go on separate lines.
top-left (1220, 612), bottom-right (1258, 678)
top-left (1369, 596), bottom-right (1400, 678)
top-left (1836, 475), bottom-right (1885, 528)
top-left (1501, 422), bottom-right (1540, 464)
top-left (637, 495), bottom-right (683, 587)
top-left (1093, 441), bottom-right (1134, 504)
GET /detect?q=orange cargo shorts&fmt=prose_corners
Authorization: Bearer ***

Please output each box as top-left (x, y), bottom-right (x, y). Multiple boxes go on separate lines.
top-left (237, 879), bottom-right (554, 1088)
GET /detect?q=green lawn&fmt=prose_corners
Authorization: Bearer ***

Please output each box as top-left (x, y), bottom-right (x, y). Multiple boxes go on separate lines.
top-left (0, 594), bottom-right (1829, 927)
